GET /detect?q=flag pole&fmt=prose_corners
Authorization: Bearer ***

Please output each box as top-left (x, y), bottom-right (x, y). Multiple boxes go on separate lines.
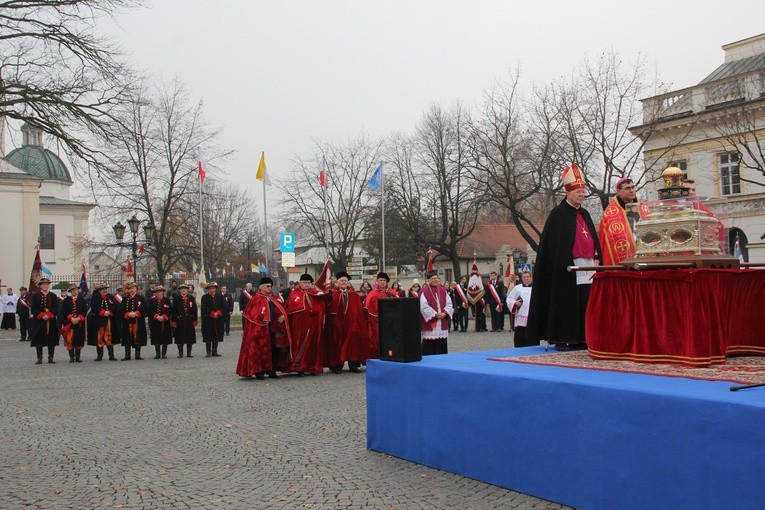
top-left (322, 157), bottom-right (329, 256)
top-left (381, 162), bottom-right (386, 272)
top-left (263, 162), bottom-right (269, 271)
top-left (199, 175), bottom-right (205, 281)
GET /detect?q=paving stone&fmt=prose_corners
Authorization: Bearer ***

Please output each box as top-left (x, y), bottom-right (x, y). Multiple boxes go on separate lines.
top-left (0, 326), bottom-right (571, 509)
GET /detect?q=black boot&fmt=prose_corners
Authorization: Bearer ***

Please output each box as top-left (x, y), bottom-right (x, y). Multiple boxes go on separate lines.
top-left (121, 346), bottom-right (131, 361)
top-left (135, 347), bottom-right (143, 360)
top-left (154, 345), bottom-right (161, 359)
top-left (95, 346), bottom-right (103, 361)
top-left (107, 345), bottom-right (117, 360)
top-left (178, 345), bottom-right (184, 358)
top-left (35, 346), bottom-right (43, 365)
top-left (186, 344), bottom-right (193, 358)
top-left (267, 370), bottom-right (279, 379)
top-left (69, 350), bottom-right (76, 363)
top-left (161, 345), bottom-right (167, 359)
top-left (205, 342), bottom-right (212, 357)
top-left (48, 346), bottom-right (56, 364)
top-left (349, 361), bottom-right (361, 373)
top-left (75, 350), bottom-right (82, 362)
top-left (212, 342), bottom-right (221, 357)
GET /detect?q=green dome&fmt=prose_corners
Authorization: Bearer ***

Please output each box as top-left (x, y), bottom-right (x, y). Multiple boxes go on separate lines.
top-left (3, 123), bottom-right (72, 183)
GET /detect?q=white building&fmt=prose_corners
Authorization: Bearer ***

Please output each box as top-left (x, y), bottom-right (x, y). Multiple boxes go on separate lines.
top-left (0, 123), bottom-right (93, 287)
top-left (631, 33), bottom-right (765, 262)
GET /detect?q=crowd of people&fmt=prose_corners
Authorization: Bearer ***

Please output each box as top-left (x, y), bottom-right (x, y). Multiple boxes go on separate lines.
top-left (235, 265), bottom-right (535, 380)
top-left (15, 163), bottom-right (669, 366)
top-left (11, 277), bottom-right (235, 364)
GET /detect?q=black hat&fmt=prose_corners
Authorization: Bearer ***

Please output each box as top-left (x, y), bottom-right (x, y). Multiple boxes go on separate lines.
top-left (178, 283), bottom-right (190, 289)
top-left (299, 273), bottom-right (314, 282)
top-left (376, 272), bottom-right (389, 282)
top-left (95, 284), bottom-right (109, 291)
top-left (426, 270), bottom-right (439, 279)
top-left (335, 271), bottom-right (350, 280)
top-left (259, 277), bottom-right (273, 286)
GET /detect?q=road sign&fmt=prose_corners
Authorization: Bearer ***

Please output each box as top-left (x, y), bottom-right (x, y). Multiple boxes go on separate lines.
top-left (520, 263), bottom-right (532, 272)
top-left (280, 233), bottom-right (296, 253)
top-left (281, 252), bottom-right (296, 268)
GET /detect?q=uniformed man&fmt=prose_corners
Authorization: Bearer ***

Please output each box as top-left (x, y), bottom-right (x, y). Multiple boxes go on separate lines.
top-left (172, 283), bottom-right (197, 358)
top-left (201, 281), bottom-right (226, 357)
top-left (60, 283), bottom-right (88, 362)
top-left (147, 285), bottom-right (173, 359)
top-left (88, 284), bottom-right (119, 361)
top-left (30, 277), bottom-right (60, 364)
top-left (119, 281), bottom-right (147, 360)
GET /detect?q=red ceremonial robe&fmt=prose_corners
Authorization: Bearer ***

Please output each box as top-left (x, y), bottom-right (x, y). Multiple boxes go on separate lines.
top-left (286, 287), bottom-right (326, 374)
top-left (364, 288), bottom-right (397, 360)
top-left (598, 196), bottom-right (649, 265)
top-left (237, 292), bottom-right (273, 377)
top-left (326, 289), bottom-right (369, 365)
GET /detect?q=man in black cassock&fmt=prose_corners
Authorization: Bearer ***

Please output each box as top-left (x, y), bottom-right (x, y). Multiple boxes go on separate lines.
top-left (526, 163), bottom-right (602, 351)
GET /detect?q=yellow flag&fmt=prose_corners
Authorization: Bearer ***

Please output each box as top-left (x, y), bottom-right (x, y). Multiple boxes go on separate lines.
top-left (256, 151), bottom-right (270, 185)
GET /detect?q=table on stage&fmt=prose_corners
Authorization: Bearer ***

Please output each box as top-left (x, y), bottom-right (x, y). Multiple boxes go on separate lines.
top-left (585, 268), bottom-right (765, 367)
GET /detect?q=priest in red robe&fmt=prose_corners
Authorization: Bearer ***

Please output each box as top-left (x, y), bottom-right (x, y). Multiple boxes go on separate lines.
top-left (286, 273), bottom-right (326, 375)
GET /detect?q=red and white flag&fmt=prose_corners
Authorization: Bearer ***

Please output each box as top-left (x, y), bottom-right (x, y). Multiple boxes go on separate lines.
top-left (198, 152), bottom-right (208, 183)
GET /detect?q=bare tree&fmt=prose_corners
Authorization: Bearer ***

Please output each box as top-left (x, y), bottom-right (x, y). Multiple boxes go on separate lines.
top-left (466, 72), bottom-right (561, 252)
top-left (87, 77), bottom-right (231, 284)
top-left (549, 51), bottom-right (667, 209)
top-left (188, 181), bottom-right (262, 277)
top-left (711, 107), bottom-right (765, 187)
top-left (0, 0), bottom-right (141, 163)
top-left (386, 103), bottom-right (481, 279)
top-left (276, 135), bottom-right (384, 270)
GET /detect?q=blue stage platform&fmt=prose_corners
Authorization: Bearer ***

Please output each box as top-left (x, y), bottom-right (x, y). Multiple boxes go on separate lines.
top-left (366, 346), bottom-right (765, 510)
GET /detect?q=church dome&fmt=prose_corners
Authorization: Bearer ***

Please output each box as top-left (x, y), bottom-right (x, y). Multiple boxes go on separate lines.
top-left (4, 122), bottom-right (73, 183)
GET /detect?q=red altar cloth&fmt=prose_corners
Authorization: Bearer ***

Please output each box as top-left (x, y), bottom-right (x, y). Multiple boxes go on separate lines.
top-left (586, 268), bottom-right (765, 367)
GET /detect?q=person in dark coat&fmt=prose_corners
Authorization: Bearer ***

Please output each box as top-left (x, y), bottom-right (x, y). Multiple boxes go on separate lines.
top-left (526, 163), bottom-right (602, 351)
top-left (16, 287), bottom-right (31, 342)
top-left (486, 271), bottom-right (506, 332)
top-left (201, 281), bottom-right (226, 357)
top-left (172, 284), bottom-right (197, 358)
top-left (88, 284), bottom-right (120, 361)
top-left (119, 281), bottom-right (147, 360)
top-left (29, 277), bottom-right (60, 364)
top-left (147, 285), bottom-right (173, 359)
top-left (220, 285), bottom-right (234, 336)
top-left (60, 283), bottom-right (88, 362)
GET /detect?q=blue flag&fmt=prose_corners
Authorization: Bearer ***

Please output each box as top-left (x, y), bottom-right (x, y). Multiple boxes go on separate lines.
top-left (368, 163), bottom-right (382, 191)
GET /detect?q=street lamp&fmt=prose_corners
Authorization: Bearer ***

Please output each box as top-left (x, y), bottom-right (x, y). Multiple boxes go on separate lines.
top-left (113, 215), bottom-right (154, 284)
top-left (511, 248), bottom-right (528, 279)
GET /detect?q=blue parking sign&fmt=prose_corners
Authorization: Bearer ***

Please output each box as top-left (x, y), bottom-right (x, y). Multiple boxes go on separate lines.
top-left (280, 233), bottom-right (296, 253)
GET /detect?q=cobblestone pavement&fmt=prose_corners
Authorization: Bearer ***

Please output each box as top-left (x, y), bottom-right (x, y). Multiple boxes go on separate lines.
top-left (0, 325), bottom-right (572, 510)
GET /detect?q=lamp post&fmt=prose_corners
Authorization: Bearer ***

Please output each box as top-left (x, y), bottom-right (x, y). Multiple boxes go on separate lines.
top-left (511, 248), bottom-right (528, 281)
top-left (305, 257), bottom-right (313, 276)
top-left (113, 214), bottom-right (155, 284)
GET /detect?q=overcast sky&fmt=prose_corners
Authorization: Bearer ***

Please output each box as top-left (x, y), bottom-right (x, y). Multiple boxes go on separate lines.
top-left (22, 1), bottom-right (765, 213)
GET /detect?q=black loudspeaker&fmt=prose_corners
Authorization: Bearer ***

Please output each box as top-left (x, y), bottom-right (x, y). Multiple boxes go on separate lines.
top-left (378, 297), bottom-right (422, 362)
